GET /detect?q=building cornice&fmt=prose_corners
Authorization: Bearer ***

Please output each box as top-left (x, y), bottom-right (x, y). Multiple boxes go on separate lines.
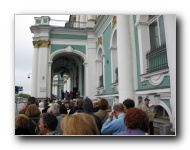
top-left (93, 15), bottom-right (113, 37)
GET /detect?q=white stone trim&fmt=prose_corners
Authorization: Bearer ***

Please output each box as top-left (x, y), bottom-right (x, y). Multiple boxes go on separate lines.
top-left (140, 68), bottom-right (169, 86)
top-left (111, 82), bottom-right (119, 92)
top-left (49, 46), bottom-right (87, 63)
top-left (149, 100), bottom-right (173, 123)
top-left (135, 88), bottom-right (170, 95)
top-left (109, 25), bottom-right (117, 48)
top-left (50, 38), bottom-right (87, 45)
top-left (96, 45), bottom-right (105, 90)
top-left (95, 15), bottom-right (113, 38)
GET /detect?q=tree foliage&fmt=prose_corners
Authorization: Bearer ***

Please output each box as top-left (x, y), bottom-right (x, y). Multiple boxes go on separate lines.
top-left (17, 93), bottom-right (31, 98)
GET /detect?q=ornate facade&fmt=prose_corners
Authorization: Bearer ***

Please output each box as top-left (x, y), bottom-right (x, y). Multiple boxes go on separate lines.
top-left (30, 15), bottom-right (176, 134)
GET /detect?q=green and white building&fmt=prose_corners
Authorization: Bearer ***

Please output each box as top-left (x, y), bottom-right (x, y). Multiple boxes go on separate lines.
top-left (30, 15), bottom-right (176, 134)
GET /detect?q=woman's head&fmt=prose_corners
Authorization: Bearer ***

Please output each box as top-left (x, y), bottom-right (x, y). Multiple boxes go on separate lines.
top-left (15, 114), bottom-right (29, 129)
top-left (98, 99), bottom-right (108, 110)
top-left (25, 104), bottom-right (41, 118)
top-left (124, 108), bottom-right (149, 132)
top-left (61, 113), bottom-right (100, 135)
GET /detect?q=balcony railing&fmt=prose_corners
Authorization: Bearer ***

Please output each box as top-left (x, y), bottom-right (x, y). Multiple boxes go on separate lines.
top-left (146, 43), bottom-right (168, 73)
top-left (49, 19), bottom-right (87, 29)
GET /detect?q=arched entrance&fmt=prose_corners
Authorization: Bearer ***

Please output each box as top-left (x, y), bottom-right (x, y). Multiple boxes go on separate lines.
top-left (49, 46), bottom-right (87, 100)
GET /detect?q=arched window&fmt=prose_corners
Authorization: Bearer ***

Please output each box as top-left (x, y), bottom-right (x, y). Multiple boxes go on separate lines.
top-left (110, 26), bottom-right (118, 83)
top-left (96, 47), bottom-right (104, 87)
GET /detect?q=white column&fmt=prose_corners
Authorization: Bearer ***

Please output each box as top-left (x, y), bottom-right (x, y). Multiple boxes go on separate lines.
top-left (47, 61), bottom-right (52, 98)
top-left (76, 15), bottom-right (80, 28)
top-left (64, 81), bottom-right (67, 92)
top-left (37, 46), bottom-right (48, 98)
top-left (79, 62), bottom-right (82, 95)
top-left (83, 62), bottom-right (89, 96)
top-left (31, 45), bottom-right (38, 97)
top-left (67, 78), bottom-right (71, 92)
top-left (87, 39), bottom-right (97, 99)
top-left (80, 15), bottom-right (86, 28)
top-left (164, 15), bottom-right (176, 131)
top-left (87, 15), bottom-right (96, 28)
top-left (117, 15), bottom-right (134, 102)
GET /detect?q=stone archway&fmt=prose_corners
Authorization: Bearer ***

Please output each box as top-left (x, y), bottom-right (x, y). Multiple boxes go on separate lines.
top-left (48, 46), bottom-right (88, 98)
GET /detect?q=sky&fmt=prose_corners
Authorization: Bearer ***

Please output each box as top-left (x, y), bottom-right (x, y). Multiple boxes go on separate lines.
top-left (0, 0), bottom-right (189, 149)
top-left (15, 15), bottom-right (69, 95)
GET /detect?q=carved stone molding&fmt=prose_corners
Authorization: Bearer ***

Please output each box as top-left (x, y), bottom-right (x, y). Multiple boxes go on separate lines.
top-left (111, 82), bottom-right (119, 91)
top-left (140, 68), bottom-right (169, 86)
top-left (65, 46), bottom-right (73, 52)
top-left (97, 86), bottom-right (105, 94)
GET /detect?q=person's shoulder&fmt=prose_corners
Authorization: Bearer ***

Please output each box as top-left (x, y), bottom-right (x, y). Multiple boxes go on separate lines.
top-left (117, 131), bottom-right (128, 135)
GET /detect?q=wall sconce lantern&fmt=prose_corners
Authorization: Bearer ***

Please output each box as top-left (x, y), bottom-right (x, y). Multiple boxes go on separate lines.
top-left (28, 73), bottom-right (32, 79)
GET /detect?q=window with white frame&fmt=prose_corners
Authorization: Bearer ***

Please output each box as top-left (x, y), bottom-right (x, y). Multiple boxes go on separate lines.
top-left (146, 15), bottom-right (168, 73)
top-left (96, 48), bottom-right (104, 87)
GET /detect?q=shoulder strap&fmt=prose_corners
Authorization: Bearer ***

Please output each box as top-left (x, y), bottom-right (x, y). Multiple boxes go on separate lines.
top-left (31, 119), bottom-right (40, 135)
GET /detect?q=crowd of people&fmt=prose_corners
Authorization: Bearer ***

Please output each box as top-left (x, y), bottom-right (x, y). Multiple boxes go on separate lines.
top-left (15, 95), bottom-right (154, 136)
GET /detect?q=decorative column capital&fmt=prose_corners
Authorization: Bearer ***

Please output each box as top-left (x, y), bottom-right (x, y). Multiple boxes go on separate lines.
top-left (112, 16), bottom-right (117, 28)
top-left (32, 40), bottom-right (50, 48)
top-left (39, 40), bottom-right (50, 48)
top-left (97, 36), bottom-right (102, 45)
top-left (33, 41), bottom-right (39, 48)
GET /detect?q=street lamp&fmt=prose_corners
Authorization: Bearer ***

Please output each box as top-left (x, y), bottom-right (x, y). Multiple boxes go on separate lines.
top-left (28, 73), bottom-right (32, 79)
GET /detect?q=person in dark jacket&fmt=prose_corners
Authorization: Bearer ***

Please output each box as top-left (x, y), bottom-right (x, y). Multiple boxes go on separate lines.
top-left (82, 97), bottom-right (102, 133)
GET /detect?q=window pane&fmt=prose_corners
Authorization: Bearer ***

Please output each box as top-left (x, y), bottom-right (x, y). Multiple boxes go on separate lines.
top-left (159, 15), bottom-right (166, 45)
top-left (149, 20), bottom-right (159, 50)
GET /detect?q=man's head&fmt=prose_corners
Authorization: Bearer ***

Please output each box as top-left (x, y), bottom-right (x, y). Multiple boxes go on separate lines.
top-left (113, 103), bottom-right (124, 117)
top-left (28, 97), bottom-right (36, 105)
top-left (38, 113), bottom-right (58, 135)
top-left (123, 99), bottom-right (135, 113)
top-left (47, 98), bottom-right (53, 104)
top-left (144, 98), bottom-right (150, 105)
top-left (138, 96), bottom-right (142, 103)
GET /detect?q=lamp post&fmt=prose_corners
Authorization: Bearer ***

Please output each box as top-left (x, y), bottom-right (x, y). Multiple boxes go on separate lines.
top-left (28, 73), bottom-right (32, 79)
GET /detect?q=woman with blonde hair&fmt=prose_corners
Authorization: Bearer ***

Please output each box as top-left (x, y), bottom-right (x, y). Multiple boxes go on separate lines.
top-left (61, 113), bottom-right (100, 135)
top-left (15, 114), bottom-right (30, 135)
top-left (25, 104), bottom-right (41, 135)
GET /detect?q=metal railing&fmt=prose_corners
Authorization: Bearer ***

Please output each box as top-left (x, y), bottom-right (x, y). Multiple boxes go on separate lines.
top-left (49, 19), bottom-right (87, 29)
top-left (146, 43), bottom-right (168, 73)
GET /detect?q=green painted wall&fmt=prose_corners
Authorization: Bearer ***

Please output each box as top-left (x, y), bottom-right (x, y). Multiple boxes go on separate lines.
top-left (103, 23), bottom-right (112, 94)
top-left (96, 23), bottom-right (118, 96)
top-left (51, 44), bottom-right (86, 55)
top-left (107, 99), bottom-right (114, 107)
top-left (133, 15), bottom-right (170, 91)
top-left (161, 99), bottom-right (171, 110)
top-left (50, 34), bottom-right (87, 40)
